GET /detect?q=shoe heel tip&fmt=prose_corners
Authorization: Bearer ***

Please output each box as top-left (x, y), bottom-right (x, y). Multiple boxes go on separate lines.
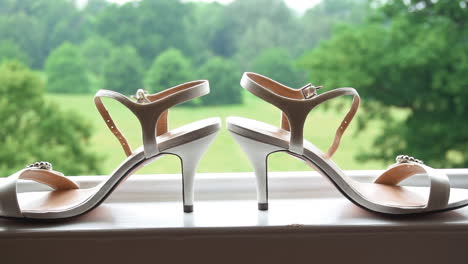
top-left (184, 205), bottom-right (193, 213)
top-left (258, 203), bottom-right (268, 211)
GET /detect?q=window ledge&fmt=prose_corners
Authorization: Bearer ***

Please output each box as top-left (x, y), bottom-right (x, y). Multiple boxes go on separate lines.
top-left (12, 169), bottom-right (468, 202)
top-left (2, 169), bottom-right (468, 263)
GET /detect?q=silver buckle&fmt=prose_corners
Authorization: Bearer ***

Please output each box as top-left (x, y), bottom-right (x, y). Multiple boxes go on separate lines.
top-left (132, 89), bottom-right (150, 103)
top-left (301, 84), bottom-right (323, 99)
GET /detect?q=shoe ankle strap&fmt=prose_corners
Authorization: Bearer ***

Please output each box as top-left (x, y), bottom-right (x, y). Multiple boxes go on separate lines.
top-left (94, 80), bottom-right (209, 158)
top-left (240, 72), bottom-right (360, 157)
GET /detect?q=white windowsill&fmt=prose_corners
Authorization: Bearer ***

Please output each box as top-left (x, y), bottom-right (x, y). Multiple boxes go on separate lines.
top-left (12, 169), bottom-right (468, 202)
top-left (2, 169), bottom-right (468, 263)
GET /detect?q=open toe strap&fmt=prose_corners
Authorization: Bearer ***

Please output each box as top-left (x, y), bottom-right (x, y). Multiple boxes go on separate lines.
top-left (94, 80), bottom-right (209, 158)
top-left (374, 162), bottom-right (450, 210)
top-left (0, 169), bottom-right (79, 218)
top-left (240, 72), bottom-right (360, 156)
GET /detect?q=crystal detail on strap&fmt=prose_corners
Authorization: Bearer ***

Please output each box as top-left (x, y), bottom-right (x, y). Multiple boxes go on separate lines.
top-left (396, 155), bottom-right (423, 164)
top-left (26, 161), bottom-right (53, 170)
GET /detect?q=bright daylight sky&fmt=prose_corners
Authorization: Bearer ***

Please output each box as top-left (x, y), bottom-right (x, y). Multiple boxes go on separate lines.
top-left (105, 0), bottom-right (322, 15)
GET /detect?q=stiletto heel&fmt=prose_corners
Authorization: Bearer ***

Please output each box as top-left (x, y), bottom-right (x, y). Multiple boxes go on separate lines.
top-left (228, 72), bottom-right (468, 215)
top-left (0, 81), bottom-right (221, 220)
top-left (168, 133), bottom-right (218, 213)
top-left (230, 131), bottom-right (282, 210)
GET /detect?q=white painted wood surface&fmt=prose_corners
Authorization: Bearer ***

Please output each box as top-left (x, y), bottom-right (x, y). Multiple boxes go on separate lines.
top-left (12, 169), bottom-right (468, 201)
top-left (1, 169), bottom-right (468, 264)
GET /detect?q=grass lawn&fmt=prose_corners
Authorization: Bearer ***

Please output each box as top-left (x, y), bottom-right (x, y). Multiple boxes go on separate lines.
top-left (46, 93), bottom-right (388, 175)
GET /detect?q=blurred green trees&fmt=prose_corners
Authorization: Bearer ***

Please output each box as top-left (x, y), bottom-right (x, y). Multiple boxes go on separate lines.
top-left (299, 0), bottom-right (468, 167)
top-left (198, 57), bottom-right (242, 105)
top-left (145, 48), bottom-right (193, 92)
top-left (298, 0), bottom-right (368, 52)
top-left (81, 36), bottom-right (114, 77)
top-left (0, 61), bottom-right (101, 176)
top-left (0, 0), bottom-right (85, 68)
top-left (45, 43), bottom-right (90, 93)
top-left (0, 39), bottom-right (29, 65)
top-left (102, 45), bottom-right (143, 94)
top-left (93, 0), bottom-right (189, 67)
top-left (252, 48), bottom-right (305, 87)
top-left (229, 0), bottom-right (298, 68)
top-left (1, 0), bottom-right (467, 169)
top-left (0, 0), bottom-right (367, 100)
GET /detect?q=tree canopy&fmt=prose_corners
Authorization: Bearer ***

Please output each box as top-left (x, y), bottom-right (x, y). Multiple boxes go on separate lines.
top-left (145, 48), bottom-right (193, 92)
top-left (252, 48), bottom-right (305, 88)
top-left (0, 61), bottom-right (101, 176)
top-left (299, 0), bottom-right (468, 167)
top-left (198, 56), bottom-right (242, 105)
top-left (0, 0), bottom-right (85, 68)
top-left (1, 0), bottom-right (467, 168)
top-left (45, 42), bottom-right (90, 94)
top-left (81, 36), bottom-right (114, 77)
top-left (93, 0), bottom-right (189, 67)
top-left (102, 45), bottom-right (144, 95)
top-left (0, 39), bottom-right (30, 65)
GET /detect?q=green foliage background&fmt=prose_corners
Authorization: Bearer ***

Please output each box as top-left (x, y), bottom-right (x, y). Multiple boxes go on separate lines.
top-left (0, 61), bottom-right (101, 176)
top-left (102, 45), bottom-right (144, 94)
top-left (299, 0), bottom-right (468, 167)
top-left (198, 57), bottom-right (242, 105)
top-left (145, 48), bottom-right (193, 92)
top-left (45, 42), bottom-right (90, 93)
top-left (0, 0), bottom-right (466, 176)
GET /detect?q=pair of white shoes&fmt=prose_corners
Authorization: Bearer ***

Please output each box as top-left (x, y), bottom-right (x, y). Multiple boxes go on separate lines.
top-left (1, 72), bottom-right (468, 221)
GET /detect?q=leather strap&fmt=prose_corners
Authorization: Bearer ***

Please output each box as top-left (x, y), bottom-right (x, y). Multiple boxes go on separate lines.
top-left (279, 83), bottom-right (319, 131)
top-left (94, 80), bottom-right (210, 158)
top-left (94, 93), bottom-right (133, 156)
top-left (0, 169), bottom-right (79, 218)
top-left (374, 163), bottom-right (450, 210)
top-left (241, 72), bottom-right (360, 156)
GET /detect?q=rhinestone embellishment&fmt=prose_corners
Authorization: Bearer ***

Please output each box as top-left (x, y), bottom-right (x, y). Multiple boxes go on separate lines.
top-left (396, 155), bottom-right (423, 164)
top-left (26, 161), bottom-right (53, 170)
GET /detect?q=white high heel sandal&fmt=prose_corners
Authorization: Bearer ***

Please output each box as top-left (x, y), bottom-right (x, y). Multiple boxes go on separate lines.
top-left (0, 80), bottom-right (220, 220)
top-left (228, 72), bottom-right (468, 215)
